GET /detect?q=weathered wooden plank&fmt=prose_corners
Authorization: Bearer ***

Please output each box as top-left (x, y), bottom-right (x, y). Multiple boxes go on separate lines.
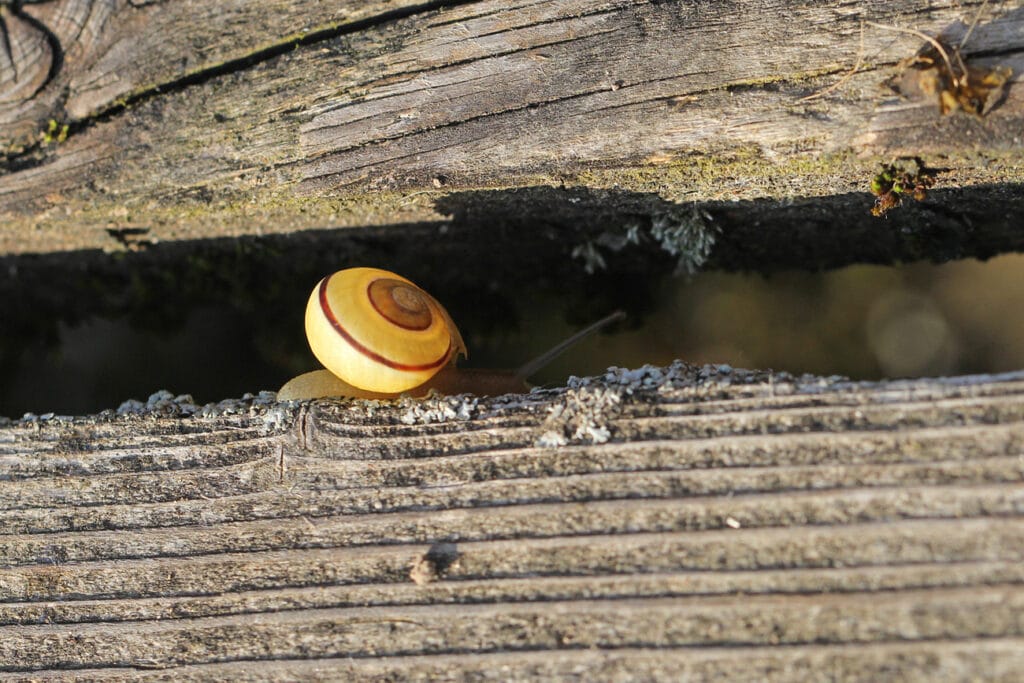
top-left (0, 590), bottom-right (1022, 677)
top-left (3, 551), bottom-right (1022, 624)
top-left (2, 520), bottom-right (1022, 606)
top-left (296, 0), bottom-right (1024, 187)
top-left (0, 365), bottom-right (1022, 676)
top-left (25, 642), bottom-right (1024, 683)
top-left (1, 588), bottom-right (1022, 669)
top-left (0, 0), bottom-right (1021, 259)
top-left (4, 642), bottom-right (1024, 683)
top-left (0, 0), bottom-right (434, 147)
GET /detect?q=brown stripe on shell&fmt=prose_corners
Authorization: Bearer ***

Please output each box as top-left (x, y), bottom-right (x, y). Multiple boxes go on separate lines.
top-left (367, 278), bottom-right (433, 331)
top-left (318, 274), bottom-right (452, 372)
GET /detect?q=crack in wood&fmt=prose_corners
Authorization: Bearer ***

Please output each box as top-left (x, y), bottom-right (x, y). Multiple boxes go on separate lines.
top-left (0, 0), bottom-right (64, 100)
top-left (0, 0), bottom-right (480, 170)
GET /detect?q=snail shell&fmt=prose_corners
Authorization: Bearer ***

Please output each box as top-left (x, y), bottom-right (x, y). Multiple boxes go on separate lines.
top-left (302, 267), bottom-right (467, 394)
top-left (278, 268), bottom-right (623, 401)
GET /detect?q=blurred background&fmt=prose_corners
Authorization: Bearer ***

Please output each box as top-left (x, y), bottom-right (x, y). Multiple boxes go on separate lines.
top-left (481, 252), bottom-right (1024, 388)
top-left (2, 251), bottom-right (1022, 418)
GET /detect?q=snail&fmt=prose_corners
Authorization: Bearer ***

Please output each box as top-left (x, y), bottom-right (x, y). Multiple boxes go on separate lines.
top-left (277, 267), bottom-right (623, 401)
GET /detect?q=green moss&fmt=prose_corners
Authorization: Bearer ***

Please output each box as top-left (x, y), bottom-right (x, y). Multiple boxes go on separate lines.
top-left (869, 157), bottom-right (936, 217)
top-left (5, 144), bottom-right (1024, 259)
top-left (570, 146), bottom-right (875, 201)
top-left (40, 120), bottom-right (69, 147)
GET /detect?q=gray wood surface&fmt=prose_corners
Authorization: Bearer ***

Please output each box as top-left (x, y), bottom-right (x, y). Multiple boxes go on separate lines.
top-left (1, 364), bottom-right (1023, 679)
top-left (1, 0), bottom-right (1022, 257)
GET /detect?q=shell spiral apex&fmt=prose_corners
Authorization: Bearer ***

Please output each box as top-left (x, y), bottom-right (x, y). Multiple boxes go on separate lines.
top-left (304, 267), bottom-right (466, 393)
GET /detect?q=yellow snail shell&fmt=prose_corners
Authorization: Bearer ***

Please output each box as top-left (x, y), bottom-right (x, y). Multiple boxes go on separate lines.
top-left (277, 267), bottom-right (620, 401)
top-left (299, 267), bottom-right (466, 395)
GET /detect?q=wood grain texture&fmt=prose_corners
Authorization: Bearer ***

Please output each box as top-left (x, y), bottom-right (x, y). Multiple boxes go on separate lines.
top-left (0, 0), bottom-right (433, 147)
top-left (1, 364), bottom-right (1023, 679)
top-left (296, 0), bottom-right (1024, 188)
top-left (0, 0), bottom-right (1022, 257)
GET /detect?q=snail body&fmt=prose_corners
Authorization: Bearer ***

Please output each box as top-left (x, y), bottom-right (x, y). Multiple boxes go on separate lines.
top-left (277, 365), bottom-right (528, 401)
top-left (278, 267), bottom-right (623, 401)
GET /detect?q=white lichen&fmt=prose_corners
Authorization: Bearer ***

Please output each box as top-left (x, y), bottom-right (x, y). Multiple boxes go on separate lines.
top-left (570, 240), bottom-right (607, 274)
top-left (570, 202), bottom-right (718, 275)
top-left (399, 394), bottom-right (480, 425)
top-left (569, 360), bottom-right (702, 394)
top-left (649, 205), bottom-right (717, 275)
top-left (196, 391), bottom-right (279, 418)
top-left (535, 386), bottom-right (622, 447)
top-left (117, 390), bottom-right (200, 418)
top-left (259, 403), bottom-right (296, 434)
